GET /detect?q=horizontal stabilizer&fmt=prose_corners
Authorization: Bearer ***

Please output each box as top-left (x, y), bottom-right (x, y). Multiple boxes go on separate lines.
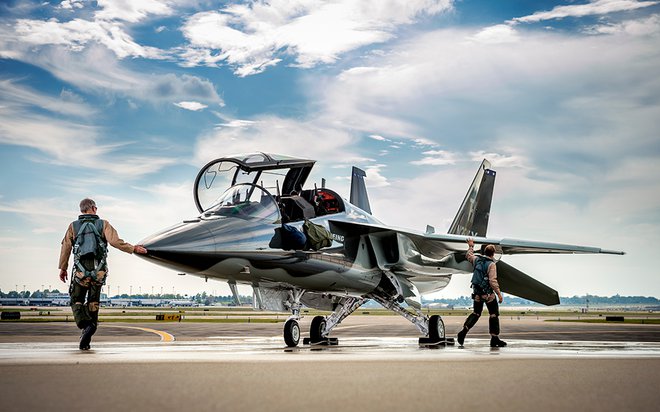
top-left (496, 260), bottom-right (559, 306)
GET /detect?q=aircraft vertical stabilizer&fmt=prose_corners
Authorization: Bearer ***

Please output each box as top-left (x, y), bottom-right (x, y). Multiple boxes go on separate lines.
top-left (448, 160), bottom-right (496, 237)
top-left (350, 166), bottom-right (372, 214)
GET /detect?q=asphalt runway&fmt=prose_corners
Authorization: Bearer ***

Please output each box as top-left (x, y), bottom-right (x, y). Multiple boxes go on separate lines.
top-left (1, 316), bottom-right (659, 412)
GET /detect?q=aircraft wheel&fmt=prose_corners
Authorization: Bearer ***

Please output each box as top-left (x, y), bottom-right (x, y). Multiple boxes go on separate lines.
top-left (310, 315), bottom-right (326, 343)
top-left (428, 315), bottom-right (445, 342)
top-left (284, 319), bottom-right (301, 347)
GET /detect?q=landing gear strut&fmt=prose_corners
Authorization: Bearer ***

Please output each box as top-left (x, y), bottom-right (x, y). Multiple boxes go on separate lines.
top-left (303, 297), bottom-right (366, 345)
top-left (369, 293), bottom-right (453, 346)
top-left (283, 289), bottom-right (304, 347)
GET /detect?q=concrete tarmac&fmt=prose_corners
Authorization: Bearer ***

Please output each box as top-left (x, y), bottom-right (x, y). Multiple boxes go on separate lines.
top-left (1, 316), bottom-right (659, 412)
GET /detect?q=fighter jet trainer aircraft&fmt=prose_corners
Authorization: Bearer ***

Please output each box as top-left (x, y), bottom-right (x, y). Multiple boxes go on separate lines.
top-left (139, 153), bottom-right (624, 347)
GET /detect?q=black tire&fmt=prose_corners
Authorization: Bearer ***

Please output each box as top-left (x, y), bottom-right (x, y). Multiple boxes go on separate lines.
top-left (310, 315), bottom-right (326, 343)
top-left (428, 315), bottom-right (445, 342)
top-left (284, 319), bottom-right (301, 347)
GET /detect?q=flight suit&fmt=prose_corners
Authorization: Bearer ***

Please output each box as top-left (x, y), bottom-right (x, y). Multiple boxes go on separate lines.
top-left (59, 215), bottom-right (136, 334)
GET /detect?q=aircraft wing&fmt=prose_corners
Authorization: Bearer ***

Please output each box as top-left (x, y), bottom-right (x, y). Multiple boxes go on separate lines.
top-left (330, 219), bottom-right (622, 306)
top-left (329, 220), bottom-right (624, 259)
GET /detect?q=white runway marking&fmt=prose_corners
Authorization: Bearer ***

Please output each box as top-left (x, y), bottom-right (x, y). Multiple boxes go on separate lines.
top-left (1, 338), bottom-right (659, 365)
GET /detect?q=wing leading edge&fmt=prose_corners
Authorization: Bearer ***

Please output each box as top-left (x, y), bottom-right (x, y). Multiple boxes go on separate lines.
top-left (330, 220), bottom-right (625, 258)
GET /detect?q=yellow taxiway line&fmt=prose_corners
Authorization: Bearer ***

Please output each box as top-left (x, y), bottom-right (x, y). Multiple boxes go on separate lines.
top-left (103, 325), bottom-right (175, 342)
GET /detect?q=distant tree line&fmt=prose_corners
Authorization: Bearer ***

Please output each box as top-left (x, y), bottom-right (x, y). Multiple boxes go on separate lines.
top-left (0, 289), bottom-right (62, 298)
top-left (2, 289), bottom-right (656, 307)
top-left (0, 289), bottom-right (253, 305)
top-left (108, 292), bottom-right (253, 306)
top-left (422, 295), bottom-right (660, 307)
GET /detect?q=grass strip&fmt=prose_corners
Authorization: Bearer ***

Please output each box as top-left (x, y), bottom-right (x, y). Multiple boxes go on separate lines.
top-left (546, 319), bottom-right (660, 325)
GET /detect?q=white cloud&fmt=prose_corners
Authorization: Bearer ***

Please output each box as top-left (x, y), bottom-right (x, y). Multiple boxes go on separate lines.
top-left (471, 24), bottom-right (520, 44)
top-left (369, 134), bottom-right (388, 141)
top-left (469, 151), bottom-right (528, 168)
top-left (1, 0), bottom-right (182, 75)
top-left (194, 115), bottom-right (364, 167)
top-left (180, 0), bottom-right (454, 76)
top-left (174, 101), bottom-right (208, 111)
top-left (364, 164), bottom-right (390, 187)
top-left (0, 78), bottom-right (95, 118)
top-left (0, 106), bottom-right (176, 179)
top-left (95, 0), bottom-right (174, 23)
top-left (217, 119), bottom-right (257, 128)
top-left (0, 43), bottom-right (222, 106)
top-left (510, 0), bottom-right (660, 25)
top-left (585, 13), bottom-right (660, 35)
top-left (13, 17), bottom-right (163, 59)
top-left (411, 150), bottom-right (457, 166)
top-left (59, 1), bottom-right (85, 11)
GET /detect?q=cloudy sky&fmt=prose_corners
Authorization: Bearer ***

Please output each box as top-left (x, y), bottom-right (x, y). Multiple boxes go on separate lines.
top-left (1, 0), bottom-right (658, 300)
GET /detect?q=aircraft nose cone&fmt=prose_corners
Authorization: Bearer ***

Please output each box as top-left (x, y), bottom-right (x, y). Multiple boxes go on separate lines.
top-left (138, 221), bottom-right (218, 273)
top-left (141, 221), bottom-right (215, 252)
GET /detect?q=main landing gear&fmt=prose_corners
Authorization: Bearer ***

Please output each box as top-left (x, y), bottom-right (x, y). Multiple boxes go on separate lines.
top-left (369, 293), bottom-right (454, 346)
top-left (302, 297), bottom-right (365, 346)
top-left (282, 289), bottom-right (366, 347)
top-left (281, 289), bottom-right (453, 347)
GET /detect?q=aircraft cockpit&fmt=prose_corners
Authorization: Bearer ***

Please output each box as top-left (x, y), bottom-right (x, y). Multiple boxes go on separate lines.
top-left (194, 153), bottom-right (345, 223)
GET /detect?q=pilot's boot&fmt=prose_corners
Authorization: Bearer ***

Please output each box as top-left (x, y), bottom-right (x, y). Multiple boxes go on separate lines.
top-left (488, 314), bottom-right (505, 347)
top-left (457, 329), bottom-right (467, 346)
top-left (79, 321), bottom-right (97, 350)
top-left (457, 313), bottom-right (480, 346)
top-left (490, 336), bottom-right (507, 347)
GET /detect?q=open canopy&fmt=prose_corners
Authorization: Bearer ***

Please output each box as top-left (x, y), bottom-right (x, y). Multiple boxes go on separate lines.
top-left (194, 153), bottom-right (316, 213)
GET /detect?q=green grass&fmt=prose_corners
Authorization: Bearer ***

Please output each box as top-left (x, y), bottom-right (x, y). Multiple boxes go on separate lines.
top-left (547, 319), bottom-right (660, 325)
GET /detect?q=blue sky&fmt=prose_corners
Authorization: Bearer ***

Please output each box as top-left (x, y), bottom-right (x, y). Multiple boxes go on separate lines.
top-left (1, 0), bottom-right (659, 299)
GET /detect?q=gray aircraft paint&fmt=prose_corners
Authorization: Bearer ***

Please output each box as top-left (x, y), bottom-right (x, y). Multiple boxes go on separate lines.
top-left (137, 153), bottom-right (624, 346)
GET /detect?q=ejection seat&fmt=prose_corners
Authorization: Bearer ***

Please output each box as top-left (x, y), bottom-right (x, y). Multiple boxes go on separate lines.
top-left (280, 194), bottom-right (315, 223)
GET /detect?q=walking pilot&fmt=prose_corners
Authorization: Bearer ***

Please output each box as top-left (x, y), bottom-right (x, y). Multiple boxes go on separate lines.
top-left (58, 198), bottom-right (147, 350)
top-left (457, 238), bottom-right (507, 347)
